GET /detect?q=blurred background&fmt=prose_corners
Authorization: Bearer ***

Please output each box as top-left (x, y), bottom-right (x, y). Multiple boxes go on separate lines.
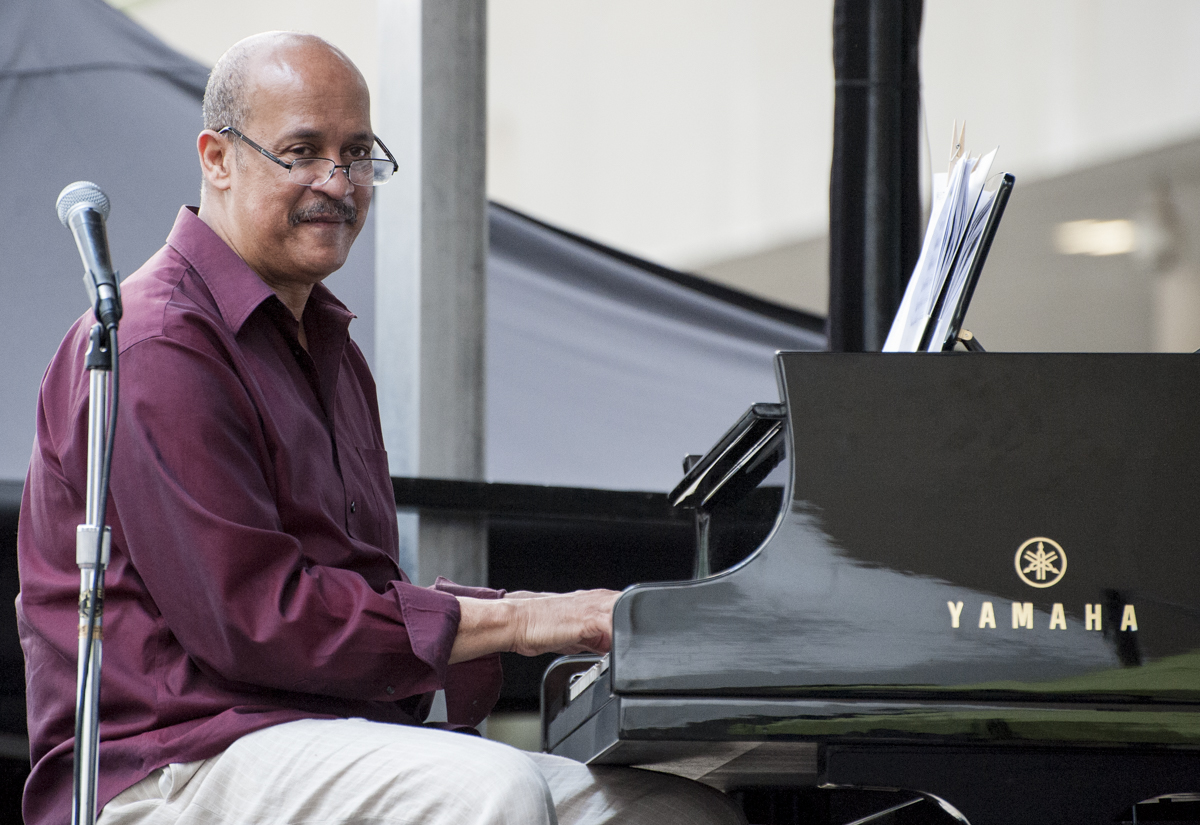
top-left (112, 0), bottom-right (1200, 352)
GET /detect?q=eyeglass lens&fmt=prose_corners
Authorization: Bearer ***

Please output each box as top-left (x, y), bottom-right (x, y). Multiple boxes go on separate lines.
top-left (288, 159), bottom-right (395, 187)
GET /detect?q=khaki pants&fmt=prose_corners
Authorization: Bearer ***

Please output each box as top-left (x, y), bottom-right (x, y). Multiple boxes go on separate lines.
top-left (98, 718), bottom-right (747, 825)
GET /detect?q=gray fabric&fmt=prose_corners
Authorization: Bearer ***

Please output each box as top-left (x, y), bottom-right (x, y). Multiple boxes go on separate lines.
top-left (0, 0), bottom-right (208, 482)
top-left (0, 0), bottom-right (825, 493)
top-left (1, 0), bottom-right (208, 94)
top-left (486, 208), bottom-right (824, 490)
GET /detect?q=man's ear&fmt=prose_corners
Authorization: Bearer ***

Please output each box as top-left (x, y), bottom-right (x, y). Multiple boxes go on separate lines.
top-left (198, 130), bottom-right (234, 192)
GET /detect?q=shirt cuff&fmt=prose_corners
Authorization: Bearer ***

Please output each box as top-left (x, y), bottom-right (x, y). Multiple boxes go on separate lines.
top-left (443, 654), bottom-right (503, 727)
top-left (393, 582), bottom-right (462, 690)
top-left (431, 577), bottom-right (505, 726)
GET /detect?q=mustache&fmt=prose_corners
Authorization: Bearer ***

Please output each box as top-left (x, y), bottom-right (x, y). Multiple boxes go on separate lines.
top-left (290, 199), bottom-right (358, 227)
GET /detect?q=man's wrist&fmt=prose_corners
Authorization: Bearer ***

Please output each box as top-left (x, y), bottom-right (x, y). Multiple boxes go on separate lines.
top-left (449, 596), bottom-right (518, 664)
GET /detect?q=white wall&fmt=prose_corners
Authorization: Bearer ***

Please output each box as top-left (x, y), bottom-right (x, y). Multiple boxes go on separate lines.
top-left (109, 0), bottom-right (380, 100)
top-left (111, 0), bottom-right (1200, 277)
top-left (487, 1), bottom-right (833, 266)
top-left (922, 1), bottom-right (1200, 184)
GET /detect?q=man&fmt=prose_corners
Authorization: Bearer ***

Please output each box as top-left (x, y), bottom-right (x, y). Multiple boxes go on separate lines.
top-left (18, 32), bottom-right (746, 825)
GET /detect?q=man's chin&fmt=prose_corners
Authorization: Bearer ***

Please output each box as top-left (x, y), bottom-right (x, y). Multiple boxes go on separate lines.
top-left (293, 226), bottom-right (358, 268)
top-left (290, 245), bottom-right (351, 281)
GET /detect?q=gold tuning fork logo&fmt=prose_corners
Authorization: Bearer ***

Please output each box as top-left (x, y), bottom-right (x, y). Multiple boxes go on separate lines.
top-left (1015, 537), bottom-right (1067, 588)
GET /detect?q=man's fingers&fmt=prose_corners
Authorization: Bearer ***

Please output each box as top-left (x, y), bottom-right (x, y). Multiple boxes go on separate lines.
top-left (511, 589), bottom-right (620, 657)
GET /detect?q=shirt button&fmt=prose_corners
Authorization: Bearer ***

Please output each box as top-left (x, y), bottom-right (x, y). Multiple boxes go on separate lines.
top-left (385, 685), bottom-right (395, 695)
top-left (350, 500), bottom-right (357, 514)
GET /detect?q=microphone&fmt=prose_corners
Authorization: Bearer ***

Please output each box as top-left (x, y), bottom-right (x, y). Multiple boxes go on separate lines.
top-left (56, 181), bottom-right (122, 328)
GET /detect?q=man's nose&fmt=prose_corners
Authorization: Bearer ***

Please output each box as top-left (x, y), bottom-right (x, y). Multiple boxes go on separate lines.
top-left (311, 166), bottom-right (356, 199)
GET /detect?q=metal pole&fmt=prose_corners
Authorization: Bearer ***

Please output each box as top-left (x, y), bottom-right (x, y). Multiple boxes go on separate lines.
top-left (376, 0), bottom-right (488, 586)
top-left (73, 324), bottom-right (112, 825)
top-left (828, 0), bottom-right (869, 353)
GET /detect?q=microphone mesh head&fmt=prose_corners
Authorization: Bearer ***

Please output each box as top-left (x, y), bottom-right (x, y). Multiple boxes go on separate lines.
top-left (56, 181), bottom-right (110, 227)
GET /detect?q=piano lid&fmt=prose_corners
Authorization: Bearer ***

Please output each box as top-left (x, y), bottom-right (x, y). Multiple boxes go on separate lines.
top-left (611, 352), bottom-right (1200, 702)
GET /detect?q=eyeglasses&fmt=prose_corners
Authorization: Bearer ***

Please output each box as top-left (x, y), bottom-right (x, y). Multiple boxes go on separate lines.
top-left (218, 126), bottom-right (398, 187)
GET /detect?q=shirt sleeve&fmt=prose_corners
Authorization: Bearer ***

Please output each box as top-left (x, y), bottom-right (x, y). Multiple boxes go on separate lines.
top-left (109, 330), bottom-right (461, 705)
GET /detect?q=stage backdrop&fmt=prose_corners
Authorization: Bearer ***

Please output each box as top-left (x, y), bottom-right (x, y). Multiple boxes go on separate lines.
top-left (0, 0), bottom-right (824, 495)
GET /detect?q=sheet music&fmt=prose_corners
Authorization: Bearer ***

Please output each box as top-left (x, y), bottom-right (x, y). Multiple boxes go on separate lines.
top-left (883, 160), bottom-right (964, 352)
top-left (926, 184), bottom-right (998, 350)
top-left (883, 138), bottom-right (1001, 353)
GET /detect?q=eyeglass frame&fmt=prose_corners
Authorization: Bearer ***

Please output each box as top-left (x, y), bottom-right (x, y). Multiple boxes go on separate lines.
top-left (217, 126), bottom-right (399, 187)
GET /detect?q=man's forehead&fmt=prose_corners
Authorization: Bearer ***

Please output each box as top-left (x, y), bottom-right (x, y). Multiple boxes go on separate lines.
top-left (246, 44), bottom-right (365, 96)
top-left (241, 44), bottom-right (371, 136)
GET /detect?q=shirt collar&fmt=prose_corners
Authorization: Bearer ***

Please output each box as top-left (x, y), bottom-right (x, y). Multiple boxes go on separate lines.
top-left (164, 206), bottom-right (356, 336)
top-left (164, 205), bottom-right (357, 333)
top-left (166, 206), bottom-right (277, 334)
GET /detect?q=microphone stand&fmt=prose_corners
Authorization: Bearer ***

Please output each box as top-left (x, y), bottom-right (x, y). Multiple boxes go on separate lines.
top-left (73, 322), bottom-right (117, 825)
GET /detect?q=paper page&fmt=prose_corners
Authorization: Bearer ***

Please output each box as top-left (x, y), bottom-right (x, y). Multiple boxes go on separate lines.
top-left (918, 148), bottom-right (998, 350)
top-left (936, 149), bottom-right (994, 280)
top-left (883, 157), bottom-right (971, 351)
top-left (925, 186), bottom-right (998, 350)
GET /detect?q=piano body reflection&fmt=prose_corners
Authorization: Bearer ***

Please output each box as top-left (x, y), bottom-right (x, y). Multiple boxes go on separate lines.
top-left (542, 353), bottom-right (1200, 825)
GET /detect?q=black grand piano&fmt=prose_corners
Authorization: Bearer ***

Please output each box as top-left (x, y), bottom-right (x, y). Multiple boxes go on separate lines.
top-left (542, 353), bottom-right (1200, 825)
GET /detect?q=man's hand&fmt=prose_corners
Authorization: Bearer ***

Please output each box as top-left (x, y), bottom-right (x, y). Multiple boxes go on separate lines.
top-left (509, 590), bottom-right (621, 657)
top-left (449, 589), bottom-right (620, 664)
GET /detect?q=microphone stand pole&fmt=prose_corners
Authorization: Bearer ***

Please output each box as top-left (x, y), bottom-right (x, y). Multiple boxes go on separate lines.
top-left (73, 322), bottom-right (114, 825)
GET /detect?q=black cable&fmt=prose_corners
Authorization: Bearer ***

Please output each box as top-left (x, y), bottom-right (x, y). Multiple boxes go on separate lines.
top-left (72, 325), bottom-right (118, 825)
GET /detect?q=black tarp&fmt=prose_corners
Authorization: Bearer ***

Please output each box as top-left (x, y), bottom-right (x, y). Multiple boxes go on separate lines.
top-left (487, 207), bottom-right (823, 490)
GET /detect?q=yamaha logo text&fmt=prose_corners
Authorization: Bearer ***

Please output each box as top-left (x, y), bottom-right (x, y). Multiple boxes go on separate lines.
top-left (945, 537), bottom-right (1138, 631)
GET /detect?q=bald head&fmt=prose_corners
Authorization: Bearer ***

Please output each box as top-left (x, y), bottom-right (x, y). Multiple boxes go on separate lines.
top-left (202, 32), bottom-right (366, 134)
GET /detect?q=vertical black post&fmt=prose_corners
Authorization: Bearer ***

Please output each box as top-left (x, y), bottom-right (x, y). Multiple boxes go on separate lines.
top-left (862, 0), bottom-right (902, 350)
top-left (828, 0), bottom-right (923, 352)
top-left (828, 0), bottom-right (869, 353)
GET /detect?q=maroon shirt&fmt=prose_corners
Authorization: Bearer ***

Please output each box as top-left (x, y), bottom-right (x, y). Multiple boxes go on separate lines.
top-left (17, 207), bottom-right (502, 825)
